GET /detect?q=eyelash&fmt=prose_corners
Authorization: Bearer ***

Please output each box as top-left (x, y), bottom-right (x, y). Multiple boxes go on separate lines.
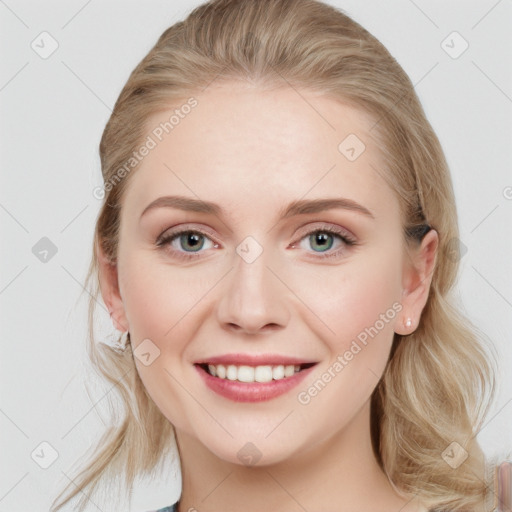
top-left (155, 224), bottom-right (357, 262)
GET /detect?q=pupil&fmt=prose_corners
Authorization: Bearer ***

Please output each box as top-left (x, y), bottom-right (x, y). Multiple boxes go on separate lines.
top-left (312, 233), bottom-right (333, 252)
top-left (182, 233), bottom-right (203, 251)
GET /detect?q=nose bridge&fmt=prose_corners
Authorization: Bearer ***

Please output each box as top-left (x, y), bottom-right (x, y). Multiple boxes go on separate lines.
top-left (216, 234), bottom-right (289, 334)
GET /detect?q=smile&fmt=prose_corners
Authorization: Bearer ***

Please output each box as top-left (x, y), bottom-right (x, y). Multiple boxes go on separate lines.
top-left (194, 357), bottom-right (318, 402)
top-left (198, 362), bottom-right (315, 382)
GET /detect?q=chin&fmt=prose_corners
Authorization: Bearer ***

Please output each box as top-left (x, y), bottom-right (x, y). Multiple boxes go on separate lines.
top-left (201, 434), bottom-right (299, 468)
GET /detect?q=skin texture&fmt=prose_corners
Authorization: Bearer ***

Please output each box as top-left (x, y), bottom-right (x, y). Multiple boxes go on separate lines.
top-left (99, 81), bottom-right (437, 512)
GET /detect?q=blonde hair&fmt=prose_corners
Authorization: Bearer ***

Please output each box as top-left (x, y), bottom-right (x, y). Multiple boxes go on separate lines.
top-left (51, 0), bottom-right (504, 510)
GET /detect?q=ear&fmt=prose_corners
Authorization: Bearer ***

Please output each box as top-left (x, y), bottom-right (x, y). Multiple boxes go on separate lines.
top-left (395, 229), bottom-right (439, 335)
top-left (97, 242), bottom-right (129, 332)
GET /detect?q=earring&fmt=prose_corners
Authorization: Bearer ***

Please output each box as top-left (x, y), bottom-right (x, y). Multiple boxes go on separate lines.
top-left (114, 330), bottom-right (130, 351)
top-left (405, 318), bottom-right (412, 329)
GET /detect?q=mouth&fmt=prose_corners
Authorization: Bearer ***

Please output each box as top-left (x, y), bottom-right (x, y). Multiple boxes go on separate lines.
top-left (195, 362), bottom-right (317, 383)
top-left (193, 357), bottom-right (318, 402)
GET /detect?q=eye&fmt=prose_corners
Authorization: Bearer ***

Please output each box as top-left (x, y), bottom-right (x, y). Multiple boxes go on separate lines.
top-left (292, 224), bottom-right (357, 260)
top-left (155, 223), bottom-right (357, 262)
top-left (156, 228), bottom-right (219, 261)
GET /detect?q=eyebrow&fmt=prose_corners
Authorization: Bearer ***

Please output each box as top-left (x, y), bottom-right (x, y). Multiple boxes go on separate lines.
top-left (140, 195), bottom-right (375, 220)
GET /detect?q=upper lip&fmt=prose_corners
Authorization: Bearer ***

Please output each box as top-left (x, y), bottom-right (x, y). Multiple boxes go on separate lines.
top-left (195, 353), bottom-right (318, 366)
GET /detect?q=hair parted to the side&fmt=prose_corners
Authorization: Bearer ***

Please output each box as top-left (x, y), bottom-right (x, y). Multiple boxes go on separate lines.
top-left (51, 0), bottom-right (504, 510)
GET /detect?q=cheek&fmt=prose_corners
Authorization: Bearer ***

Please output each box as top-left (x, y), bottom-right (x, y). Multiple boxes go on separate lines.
top-left (117, 252), bottom-right (226, 405)
top-left (119, 252), bottom-right (212, 345)
top-left (117, 257), bottom-right (211, 432)
top-left (297, 247), bottom-right (403, 364)
top-left (293, 252), bottom-right (403, 430)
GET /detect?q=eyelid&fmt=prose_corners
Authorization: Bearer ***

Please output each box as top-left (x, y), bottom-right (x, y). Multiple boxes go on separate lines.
top-left (157, 221), bottom-right (356, 246)
top-left (292, 221), bottom-right (356, 243)
top-left (157, 223), bottom-right (220, 245)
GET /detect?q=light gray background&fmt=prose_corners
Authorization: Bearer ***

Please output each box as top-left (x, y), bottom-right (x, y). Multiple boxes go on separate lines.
top-left (1, 1), bottom-right (511, 511)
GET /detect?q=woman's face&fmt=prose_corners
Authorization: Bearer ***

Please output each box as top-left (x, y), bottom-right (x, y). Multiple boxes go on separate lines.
top-left (104, 81), bottom-right (435, 466)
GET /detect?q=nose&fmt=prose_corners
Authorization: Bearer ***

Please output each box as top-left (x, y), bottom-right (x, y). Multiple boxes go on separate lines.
top-left (216, 245), bottom-right (290, 336)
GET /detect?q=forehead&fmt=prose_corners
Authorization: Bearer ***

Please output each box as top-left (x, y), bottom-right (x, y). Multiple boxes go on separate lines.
top-left (122, 82), bottom-right (397, 224)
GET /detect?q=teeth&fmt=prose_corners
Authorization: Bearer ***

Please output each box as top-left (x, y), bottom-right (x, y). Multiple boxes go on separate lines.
top-left (238, 365), bottom-right (255, 382)
top-left (226, 365), bottom-right (237, 380)
top-left (204, 363), bottom-right (303, 382)
top-left (216, 364), bottom-right (226, 379)
top-left (272, 365), bottom-right (285, 380)
top-left (254, 365), bottom-right (272, 382)
top-left (284, 365), bottom-right (296, 377)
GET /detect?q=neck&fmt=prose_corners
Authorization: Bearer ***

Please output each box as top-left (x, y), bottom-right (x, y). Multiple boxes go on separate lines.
top-left (173, 399), bottom-right (423, 512)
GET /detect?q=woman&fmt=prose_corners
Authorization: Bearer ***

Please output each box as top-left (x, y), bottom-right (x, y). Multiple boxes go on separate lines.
top-left (51, 0), bottom-right (510, 511)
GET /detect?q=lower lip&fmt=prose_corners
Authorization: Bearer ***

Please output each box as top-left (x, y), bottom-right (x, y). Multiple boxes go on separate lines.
top-left (194, 364), bottom-right (316, 402)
